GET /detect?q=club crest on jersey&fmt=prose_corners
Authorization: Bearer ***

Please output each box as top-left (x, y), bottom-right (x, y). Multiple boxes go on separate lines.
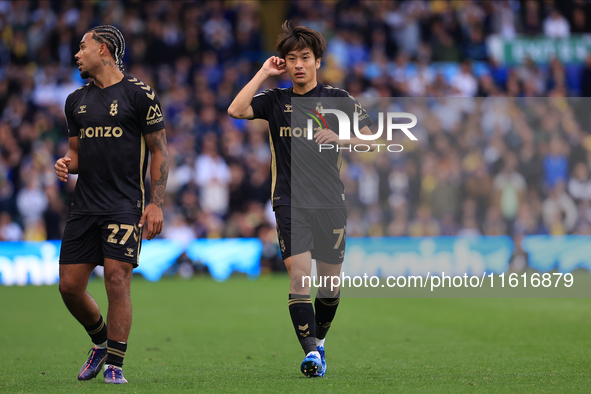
top-left (110, 100), bottom-right (118, 116)
top-left (78, 105), bottom-right (87, 114)
top-left (315, 102), bottom-right (323, 113)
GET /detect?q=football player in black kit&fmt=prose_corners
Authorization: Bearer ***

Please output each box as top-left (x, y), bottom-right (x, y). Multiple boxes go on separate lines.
top-left (228, 21), bottom-right (373, 377)
top-left (54, 25), bottom-right (168, 384)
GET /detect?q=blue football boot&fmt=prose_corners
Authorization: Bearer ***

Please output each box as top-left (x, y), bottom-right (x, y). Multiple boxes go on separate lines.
top-left (77, 347), bottom-right (107, 381)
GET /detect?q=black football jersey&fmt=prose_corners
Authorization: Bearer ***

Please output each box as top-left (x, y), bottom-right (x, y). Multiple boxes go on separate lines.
top-left (251, 83), bottom-right (372, 209)
top-left (64, 75), bottom-right (165, 214)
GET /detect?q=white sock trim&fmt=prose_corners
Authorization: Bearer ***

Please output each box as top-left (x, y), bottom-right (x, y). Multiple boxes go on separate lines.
top-left (315, 338), bottom-right (325, 348)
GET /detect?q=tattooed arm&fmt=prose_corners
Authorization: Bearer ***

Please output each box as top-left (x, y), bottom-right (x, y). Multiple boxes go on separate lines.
top-left (139, 129), bottom-right (169, 240)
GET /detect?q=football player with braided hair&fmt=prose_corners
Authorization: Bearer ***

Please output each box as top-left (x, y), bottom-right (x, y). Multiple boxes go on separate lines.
top-left (87, 25), bottom-right (126, 72)
top-left (55, 25), bottom-right (169, 384)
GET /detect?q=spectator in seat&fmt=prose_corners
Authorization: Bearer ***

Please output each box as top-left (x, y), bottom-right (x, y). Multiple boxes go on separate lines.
top-left (0, 211), bottom-right (23, 241)
top-left (543, 8), bottom-right (570, 39)
top-left (195, 134), bottom-right (231, 216)
top-left (542, 182), bottom-right (577, 234)
top-left (493, 152), bottom-right (527, 222)
top-left (568, 162), bottom-right (591, 202)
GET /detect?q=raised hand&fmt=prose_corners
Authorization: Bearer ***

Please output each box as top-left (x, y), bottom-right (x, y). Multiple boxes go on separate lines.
top-left (262, 56), bottom-right (287, 77)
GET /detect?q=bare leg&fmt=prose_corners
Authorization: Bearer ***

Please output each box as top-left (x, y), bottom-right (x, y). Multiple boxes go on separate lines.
top-left (284, 251), bottom-right (312, 295)
top-left (316, 260), bottom-right (342, 298)
top-left (59, 263), bottom-right (100, 327)
top-left (103, 258), bottom-right (133, 342)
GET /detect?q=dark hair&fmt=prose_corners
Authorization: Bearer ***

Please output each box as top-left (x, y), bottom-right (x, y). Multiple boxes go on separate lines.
top-left (89, 25), bottom-right (126, 71)
top-left (276, 20), bottom-right (326, 60)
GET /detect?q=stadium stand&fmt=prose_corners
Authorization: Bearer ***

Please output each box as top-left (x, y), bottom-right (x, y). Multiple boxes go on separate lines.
top-left (1, 0), bottom-right (591, 272)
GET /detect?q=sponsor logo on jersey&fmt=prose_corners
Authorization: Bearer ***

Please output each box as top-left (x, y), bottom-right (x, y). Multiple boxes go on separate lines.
top-left (279, 126), bottom-right (311, 138)
top-left (146, 104), bottom-right (163, 126)
top-left (78, 105), bottom-right (87, 114)
top-left (284, 104), bottom-right (292, 112)
top-left (125, 248), bottom-right (134, 258)
top-left (110, 100), bottom-right (118, 116)
top-left (79, 126), bottom-right (123, 139)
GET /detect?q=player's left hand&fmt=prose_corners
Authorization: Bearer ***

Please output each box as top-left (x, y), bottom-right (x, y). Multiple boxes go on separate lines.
top-left (314, 128), bottom-right (342, 145)
top-left (138, 203), bottom-right (163, 241)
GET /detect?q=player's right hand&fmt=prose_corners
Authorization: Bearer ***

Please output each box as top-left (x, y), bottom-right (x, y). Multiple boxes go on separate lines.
top-left (55, 157), bottom-right (71, 182)
top-left (262, 56), bottom-right (286, 77)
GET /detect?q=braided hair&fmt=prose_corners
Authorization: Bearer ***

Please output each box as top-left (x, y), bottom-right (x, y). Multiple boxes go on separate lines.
top-left (89, 25), bottom-right (125, 71)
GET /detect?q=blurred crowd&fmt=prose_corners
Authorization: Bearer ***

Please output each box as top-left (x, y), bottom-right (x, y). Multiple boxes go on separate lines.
top-left (347, 97), bottom-right (591, 241)
top-left (1, 0), bottom-right (591, 271)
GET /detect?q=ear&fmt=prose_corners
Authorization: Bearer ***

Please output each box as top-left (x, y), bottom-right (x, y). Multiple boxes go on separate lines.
top-left (98, 43), bottom-right (107, 56)
top-left (316, 57), bottom-right (322, 69)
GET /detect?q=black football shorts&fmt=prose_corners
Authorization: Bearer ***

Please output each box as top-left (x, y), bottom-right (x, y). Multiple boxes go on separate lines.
top-left (274, 206), bottom-right (347, 264)
top-left (59, 212), bottom-right (143, 267)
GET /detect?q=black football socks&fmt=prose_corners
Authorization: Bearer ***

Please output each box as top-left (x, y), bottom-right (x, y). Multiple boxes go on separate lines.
top-left (288, 294), bottom-right (317, 354)
top-left (84, 315), bottom-right (108, 346)
top-left (314, 289), bottom-right (340, 340)
top-left (105, 339), bottom-right (127, 368)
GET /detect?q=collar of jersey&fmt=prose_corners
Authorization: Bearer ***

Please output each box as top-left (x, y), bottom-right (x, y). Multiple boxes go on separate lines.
top-left (90, 74), bottom-right (126, 91)
top-left (290, 82), bottom-right (322, 97)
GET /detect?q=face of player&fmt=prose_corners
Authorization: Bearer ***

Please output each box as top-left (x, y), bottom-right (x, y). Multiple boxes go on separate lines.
top-left (285, 47), bottom-right (321, 91)
top-left (75, 32), bottom-right (103, 80)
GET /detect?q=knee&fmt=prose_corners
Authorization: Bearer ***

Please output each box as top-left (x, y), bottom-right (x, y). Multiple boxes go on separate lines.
top-left (318, 287), bottom-right (339, 298)
top-left (104, 267), bottom-right (131, 292)
top-left (58, 278), bottom-right (83, 298)
top-left (290, 271), bottom-right (307, 286)
top-left (290, 273), bottom-right (311, 294)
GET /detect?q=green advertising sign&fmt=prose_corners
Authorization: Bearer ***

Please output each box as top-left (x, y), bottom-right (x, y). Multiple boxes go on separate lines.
top-left (502, 35), bottom-right (591, 64)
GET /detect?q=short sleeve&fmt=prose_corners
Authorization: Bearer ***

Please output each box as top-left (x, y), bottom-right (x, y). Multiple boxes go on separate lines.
top-left (64, 94), bottom-right (79, 138)
top-left (135, 86), bottom-right (166, 135)
top-left (251, 89), bottom-right (275, 120)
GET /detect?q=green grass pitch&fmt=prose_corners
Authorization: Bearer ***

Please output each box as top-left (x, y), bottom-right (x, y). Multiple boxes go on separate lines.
top-left (1, 274), bottom-right (590, 393)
